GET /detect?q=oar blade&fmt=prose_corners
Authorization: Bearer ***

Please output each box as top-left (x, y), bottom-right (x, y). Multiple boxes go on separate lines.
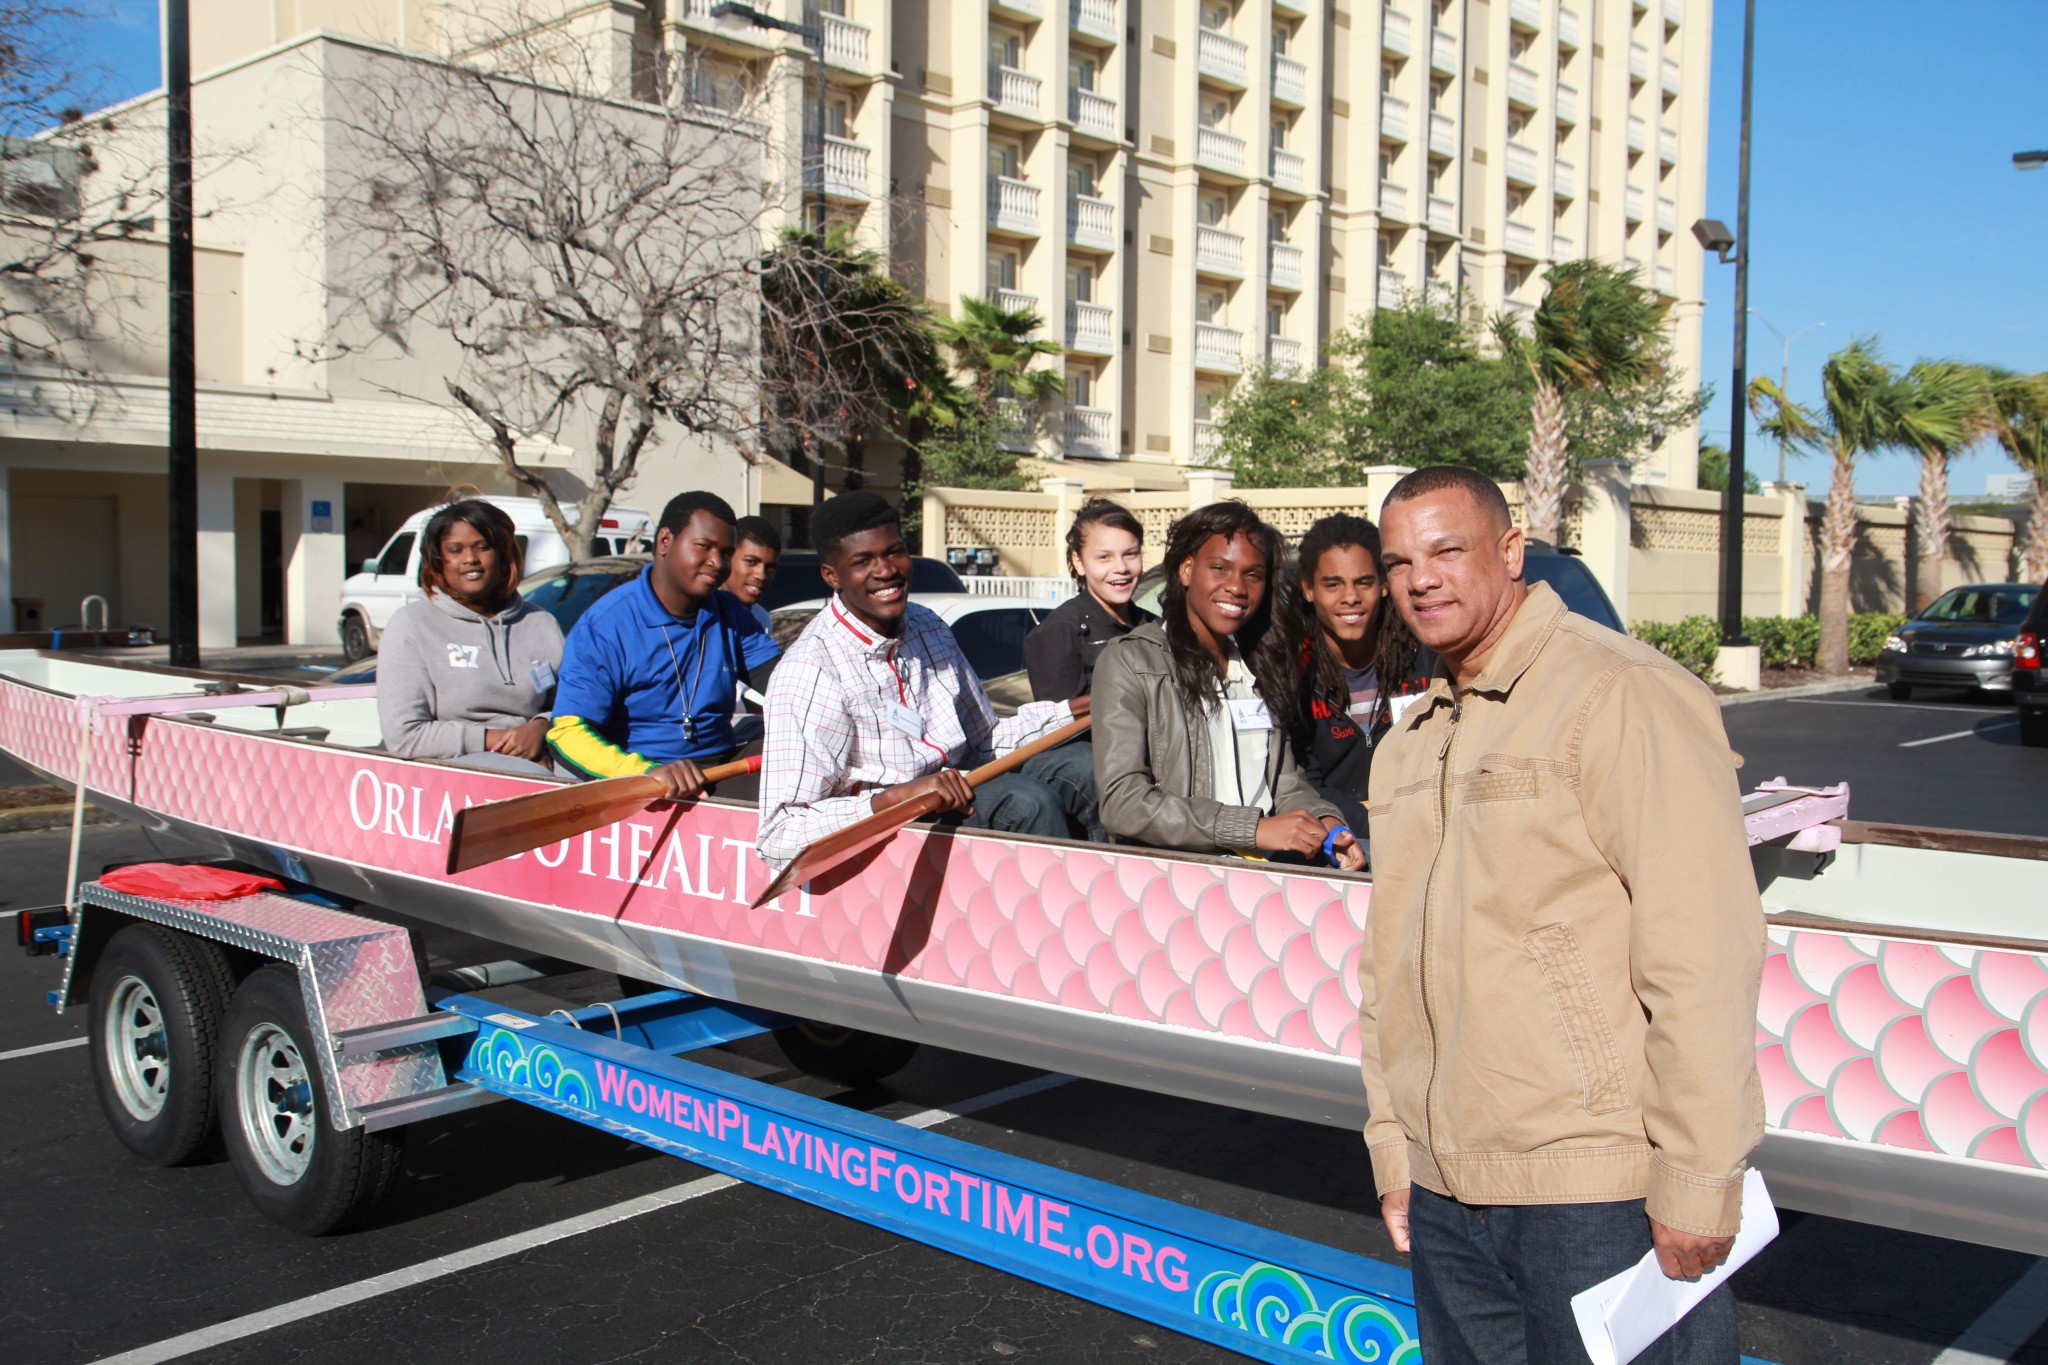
top-left (447, 778), bottom-right (664, 875)
top-left (750, 791), bottom-right (944, 908)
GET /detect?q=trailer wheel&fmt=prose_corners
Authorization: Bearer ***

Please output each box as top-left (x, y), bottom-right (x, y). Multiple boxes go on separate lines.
top-left (774, 1022), bottom-right (919, 1086)
top-left (218, 965), bottom-right (403, 1235)
top-left (341, 613), bottom-right (372, 663)
top-left (89, 923), bottom-right (235, 1167)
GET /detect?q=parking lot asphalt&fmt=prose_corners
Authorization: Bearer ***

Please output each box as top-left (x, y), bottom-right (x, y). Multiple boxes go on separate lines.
top-left (5, 691), bottom-right (2048, 1365)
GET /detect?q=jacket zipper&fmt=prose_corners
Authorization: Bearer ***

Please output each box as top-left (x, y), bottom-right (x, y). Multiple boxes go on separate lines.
top-left (1417, 689), bottom-right (1461, 1168)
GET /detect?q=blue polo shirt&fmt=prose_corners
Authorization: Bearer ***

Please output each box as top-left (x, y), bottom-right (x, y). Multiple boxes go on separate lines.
top-left (548, 566), bottom-right (779, 775)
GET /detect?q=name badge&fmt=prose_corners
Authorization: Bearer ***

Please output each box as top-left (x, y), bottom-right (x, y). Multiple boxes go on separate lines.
top-left (1225, 696), bottom-right (1273, 732)
top-left (884, 701), bottom-right (927, 740)
top-left (529, 659), bottom-right (557, 693)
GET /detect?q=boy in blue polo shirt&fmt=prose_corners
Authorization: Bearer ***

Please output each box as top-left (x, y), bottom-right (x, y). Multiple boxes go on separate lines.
top-left (549, 491), bottom-right (779, 799)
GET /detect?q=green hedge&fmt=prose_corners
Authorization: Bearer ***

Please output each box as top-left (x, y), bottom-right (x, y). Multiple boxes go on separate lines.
top-left (1633, 612), bottom-right (1910, 680)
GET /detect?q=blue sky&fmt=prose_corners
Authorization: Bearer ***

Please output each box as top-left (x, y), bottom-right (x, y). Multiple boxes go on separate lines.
top-left (56, 1), bottom-right (2048, 497)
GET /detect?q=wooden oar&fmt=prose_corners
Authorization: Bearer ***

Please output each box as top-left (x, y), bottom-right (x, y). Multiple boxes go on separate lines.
top-left (751, 715), bottom-right (1091, 908)
top-left (446, 754), bottom-right (762, 874)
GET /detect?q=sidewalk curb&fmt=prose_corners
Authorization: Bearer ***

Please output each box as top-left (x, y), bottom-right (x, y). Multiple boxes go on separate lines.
top-left (0, 804), bottom-right (118, 834)
top-left (1718, 676), bottom-right (1877, 707)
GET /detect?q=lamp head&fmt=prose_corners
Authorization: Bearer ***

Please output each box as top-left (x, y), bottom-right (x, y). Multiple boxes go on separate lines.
top-left (709, 1), bottom-right (765, 34)
top-left (2015, 150), bottom-right (2048, 172)
top-left (1690, 217), bottom-right (1736, 263)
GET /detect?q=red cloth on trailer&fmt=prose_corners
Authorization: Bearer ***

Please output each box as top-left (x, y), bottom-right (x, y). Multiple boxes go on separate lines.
top-left (98, 864), bottom-right (285, 901)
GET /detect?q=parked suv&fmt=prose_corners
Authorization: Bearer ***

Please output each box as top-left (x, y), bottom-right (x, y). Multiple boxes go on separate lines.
top-left (2014, 582), bottom-right (2048, 747)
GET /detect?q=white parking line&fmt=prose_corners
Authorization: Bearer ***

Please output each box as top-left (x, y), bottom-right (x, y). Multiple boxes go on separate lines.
top-left (0, 1037), bottom-right (85, 1062)
top-left (87, 1072), bottom-right (1075, 1365)
top-left (1930, 1258), bottom-right (2048, 1364)
top-left (1900, 720), bottom-right (2019, 748)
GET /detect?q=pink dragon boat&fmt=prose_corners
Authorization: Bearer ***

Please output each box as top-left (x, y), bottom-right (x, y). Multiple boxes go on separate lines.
top-left (3, 649), bottom-right (2046, 1255)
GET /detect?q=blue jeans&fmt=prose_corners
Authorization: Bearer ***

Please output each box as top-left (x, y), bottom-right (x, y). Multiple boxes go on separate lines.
top-left (1407, 1185), bottom-right (1740, 1365)
top-left (960, 770), bottom-right (1071, 840)
top-left (1018, 738), bottom-right (1103, 841)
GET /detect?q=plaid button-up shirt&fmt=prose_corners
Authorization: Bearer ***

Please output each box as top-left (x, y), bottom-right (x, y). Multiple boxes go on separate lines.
top-left (757, 596), bottom-right (1077, 869)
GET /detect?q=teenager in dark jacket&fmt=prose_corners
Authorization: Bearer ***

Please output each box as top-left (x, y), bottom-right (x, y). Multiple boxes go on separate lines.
top-left (1277, 514), bottom-right (1433, 851)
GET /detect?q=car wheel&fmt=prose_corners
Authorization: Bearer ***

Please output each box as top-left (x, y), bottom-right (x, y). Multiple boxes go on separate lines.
top-left (2022, 711), bottom-right (2048, 749)
top-left (340, 614), bottom-right (373, 663)
top-left (774, 1022), bottom-right (919, 1086)
top-left (1887, 682), bottom-right (1912, 701)
top-left (88, 924), bottom-right (237, 1166)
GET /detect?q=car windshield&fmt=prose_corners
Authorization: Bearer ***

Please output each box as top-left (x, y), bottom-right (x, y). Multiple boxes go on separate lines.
top-left (1918, 587), bottom-right (2035, 626)
top-left (760, 556), bottom-right (966, 610)
top-left (1523, 553), bottom-right (1624, 632)
top-left (521, 561), bottom-right (644, 634)
top-left (949, 607), bottom-right (1045, 684)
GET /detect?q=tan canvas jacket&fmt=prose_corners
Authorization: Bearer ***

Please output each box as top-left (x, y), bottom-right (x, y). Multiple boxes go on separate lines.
top-left (1360, 583), bottom-right (1765, 1237)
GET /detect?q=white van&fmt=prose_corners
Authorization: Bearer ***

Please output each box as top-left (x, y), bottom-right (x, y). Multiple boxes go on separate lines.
top-left (337, 496), bottom-right (650, 660)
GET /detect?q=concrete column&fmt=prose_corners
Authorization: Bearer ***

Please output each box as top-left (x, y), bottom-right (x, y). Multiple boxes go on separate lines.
top-left (1765, 481), bottom-right (1809, 617)
top-left (1184, 466), bottom-right (1236, 511)
top-left (1362, 464), bottom-right (1416, 523)
top-left (283, 475), bottom-right (346, 646)
top-left (1576, 459), bottom-right (1633, 628)
top-left (197, 465), bottom-right (238, 650)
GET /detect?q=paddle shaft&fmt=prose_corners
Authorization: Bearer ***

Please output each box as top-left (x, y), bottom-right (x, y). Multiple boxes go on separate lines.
top-left (446, 754), bottom-right (758, 874)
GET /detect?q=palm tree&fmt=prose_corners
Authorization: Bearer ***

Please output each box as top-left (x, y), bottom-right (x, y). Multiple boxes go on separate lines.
top-left (1494, 260), bottom-right (1669, 546)
top-left (931, 294), bottom-right (1065, 422)
top-left (1897, 360), bottom-right (1995, 611)
top-left (1988, 368), bottom-right (2048, 584)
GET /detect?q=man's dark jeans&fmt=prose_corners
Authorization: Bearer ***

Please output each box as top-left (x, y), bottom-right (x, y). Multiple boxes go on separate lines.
top-left (960, 770), bottom-right (1072, 840)
top-left (1407, 1185), bottom-right (1739, 1365)
top-left (1018, 738), bottom-right (1103, 841)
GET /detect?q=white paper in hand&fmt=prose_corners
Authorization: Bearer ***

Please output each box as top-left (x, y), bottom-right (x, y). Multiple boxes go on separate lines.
top-left (1569, 1169), bottom-right (1778, 1365)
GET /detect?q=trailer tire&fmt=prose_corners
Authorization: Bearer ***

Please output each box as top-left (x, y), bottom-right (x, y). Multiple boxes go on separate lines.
top-left (774, 1022), bottom-right (919, 1086)
top-left (218, 964), bottom-right (403, 1235)
top-left (341, 613), bottom-right (373, 663)
top-left (88, 923), bottom-right (236, 1167)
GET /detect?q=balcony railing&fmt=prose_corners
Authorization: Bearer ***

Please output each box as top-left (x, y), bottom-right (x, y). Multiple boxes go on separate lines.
top-left (1654, 262), bottom-right (1675, 294)
top-left (822, 135), bottom-right (870, 200)
top-left (1552, 233), bottom-right (1576, 259)
top-left (1658, 125), bottom-right (1678, 164)
top-left (1555, 82), bottom-right (1578, 124)
top-left (1622, 253), bottom-right (1644, 276)
top-left (1381, 179), bottom-right (1410, 221)
top-left (989, 286), bottom-right (1039, 318)
top-left (1624, 186), bottom-right (1645, 222)
top-left (1068, 192), bottom-right (1116, 250)
top-left (1427, 193), bottom-right (1456, 232)
top-left (991, 65), bottom-right (1042, 116)
top-left (1267, 335), bottom-right (1304, 373)
top-left (996, 397), bottom-right (1037, 452)
top-left (1626, 115), bottom-right (1647, 152)
top-left (1197, 125), bottom-right (1247, 174)
top-left (1509, 0), bottom-right (1541, 29)
top-left (1382, 7), bottom-right (1412, 57)
top-left (1430, 26), bottom-right (1457, 75)
top-left (822, 13), bottom-right (870, 69)
top-left (1268, 240), bottom-right (1304, 289)
top-left (1270, 147), bottom-right (1306, 191)
top-left (1065, 300), bottom-right (1116, 354)
top-left (1194, 323), bottom-right (1244, 373)
top-left (1656, 195), bottom-right (1676, 233)
top-left (1381, 94), bottom-right (1410, 142)
top-left (1070, 0), bottom-right (1118, 44)
top-left (1506, 61), bottom-right (1539, 108)
top-left (989, 175), bottom-right (1042, 235)
top-left (1503, 219), bottom-right (1537, 257)
top-left (1064, 406), bottom-right (1116, 458)
top-left (1377, 267), bottom-right (1405, 310)
top-left (1503, 297), bottom-right (1536, 324)
top-left (1197, 28), bottom-right (1249, 87)
top-left (1272, 54), bottom-right (1307, 106)
top-left (1558, 5), bottom-right (1581, 47)
top-left (1553, 158), bottom-right (1577, 198)
top-left (1661, 56), bottom-right (1680, 95)
top-left (992, 0), bottom-right (1044, 17)
top-left (1429, 110), bottom-right (1456, 157)
top-left (1628, 42), bottom-right (1649, 81)
top-left (1196, 224), bottom-right (1245, 277)
top-left (1070, 87), bottom-right (1118, 137)
top-left (1194, 419), bottom-right (1222, 463)
top-left (1664, 0), bottom-right (1684, 24)
top-left (1504, 140), bottom-right (1539, 185)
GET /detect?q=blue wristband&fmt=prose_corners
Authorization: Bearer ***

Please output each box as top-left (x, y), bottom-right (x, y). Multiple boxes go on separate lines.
top-left (1321, 825), bottom-right (1351, 864)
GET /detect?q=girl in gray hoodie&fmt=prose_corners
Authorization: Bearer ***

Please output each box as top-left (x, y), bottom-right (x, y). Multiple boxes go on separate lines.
top-left (376, 500), bottom-right (564, 767)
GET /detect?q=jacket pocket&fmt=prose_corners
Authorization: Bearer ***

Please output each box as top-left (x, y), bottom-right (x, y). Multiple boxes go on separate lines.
top-left (1523, 922), bottom-right (1630, 1115)
top-left (1460, 769), bottom-right (1538, 803)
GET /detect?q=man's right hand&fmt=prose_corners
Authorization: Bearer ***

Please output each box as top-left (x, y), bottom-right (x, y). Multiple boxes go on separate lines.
top-left (1255, 809), bottom-right (1329, 858)
top-left (1380, 1188), bottom-right (1412, 1253)
top-left (649, 759), bottom-right (708, 800)
top-left (872, 769), bottom-right (975, 817)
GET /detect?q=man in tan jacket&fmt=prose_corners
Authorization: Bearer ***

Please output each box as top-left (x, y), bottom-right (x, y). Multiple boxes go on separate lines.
top-left (1362, 466), bottom-right (1764, 1364)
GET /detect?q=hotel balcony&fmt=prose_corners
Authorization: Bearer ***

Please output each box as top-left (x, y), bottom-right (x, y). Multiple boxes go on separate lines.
top-left (1070, 0), bottom-right (1118, 44)
top-left (992, 0), bottom-right (1044, 18)
top-left (1196, 224), bottom-right (1246, 277)
top-left (1070, 87), bottom-right (1118, 139)
top-left (1197, 124), bottom-right (1248, 175)
top-left (1381, 94), bottom-right (1410, 143)
top-left (1427, 193), bottom-right (1456, 233)
top-left (1272, 55), bottom-right (1307, 107)
top-left (1656, 195), bottom-right (1675, 233)
top-left (821, 13), bottom-right (870, 70)
top-left (1197, 28), bottom-right (1249, 88)
top-left (1626, 115), bottom-right (1647, 152)
top-left (1553, 158), bottom-right (1577, 199)
top-left (1380, 179), bottom-right (1411, 222)
top-left (988, 175), bottom-right (1042, 236)
top-left (822, 136), bottom-right (870, 201)
top-left (1503, 219), bottom-right (1538, 258)
top-left (1377, 267), bottom-right (1406, 310)
top-left (1628, 42), bottom-right (1649, 82)
top-left (1661, 56), bottom-right (1681, 95)
top-left (1622, 253), bottom-right (1644, 276)
top-left (1064, 406), bottom-right (1116, 459)
top-left (1558, 5), bottom-right (1581, 48)
top-left (1654, 262), bottom-right (1675, 294)
top-left (1552, 232), bottom-right (1576, 260)
top-left (1068, 193), bottom-right (1116, 250)
top-left (1268, 240), bottom-right (1304, 290)
top-left (1503, 297), bottom-right (1536, 325)
top-left (996, 397), bottom-right (1037, 452)
top-left (1509, 0), bottom-right (1541, 30)
top-left (1623, 186), bottom-right (1645, 222)
top-left (1273, 0), bottom-right (1307, 13)
top-left (988, 286), bottom-right (1040, 320)
top-left (1270, 147), bottom-right (1307, 192)
top-left (1428, 111), bottom-right (1456, 157)
top-left (1382, 7), bottom-right (1412, 58)
top-left (1555, 82), bottom-right (1578, 125)
top-left (1504, 140), bottom-right (1539, 186)
top-left (1664, 0), bottom-right (1684, 24)
top-left (991, 65), bottom-right (1042, 118)
top-left (1194, 323), bottom-right (1244, 374)
top-left (1194, 419), bottom-right (1222, 463)
top-left (1659, 126), bottom-right (1679, 164)
top-left (1430, 26), bottom-right (1457, 76)
top-left (1065, 301), bottom-right (1116, 355)
top-left (1266, 334), bottom-right (1304, 374)
top-left (1506, 61), bottom-right (1540, 109)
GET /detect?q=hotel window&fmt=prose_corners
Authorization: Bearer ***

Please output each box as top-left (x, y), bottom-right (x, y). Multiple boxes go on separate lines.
top-left (1201, 3), bottom-right (1230, 32)
top-left (1267, 302), bottom-right (1284, 336)
top-left (1200, 96), bottom-right (1230, 128)
top-left (990, 32), bottom-right (1022, 70)
top-left (1067, 262), bottom-right (1095, 302)
top-left (1067, 159), bottom-right (1097, 198)
top-left (987, 251), bottom-right (1019, 292)
top-left (1197, 288), bottom-right (1227, 323)
top-left (1199, 192), bottom-right (1228, 226)
top-left (1067, 368), bottom-right (1094, 406)
top-left (988, 142), bottom-right (1021, 179)
top-left (1069, 55), bottom-right (1098, 91)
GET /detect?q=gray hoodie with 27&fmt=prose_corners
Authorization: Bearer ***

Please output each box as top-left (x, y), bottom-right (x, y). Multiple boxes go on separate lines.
top-left (376, 590), bottom-right (565, 759)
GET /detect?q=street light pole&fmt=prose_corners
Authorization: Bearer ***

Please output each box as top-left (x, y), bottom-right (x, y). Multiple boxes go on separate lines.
top-left (1717, 0), bottom-right (1756, 648)
top-left (1748, 312), bottom-right (1824, 483)
top-left (165, 0), bottom-right (198, 667)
